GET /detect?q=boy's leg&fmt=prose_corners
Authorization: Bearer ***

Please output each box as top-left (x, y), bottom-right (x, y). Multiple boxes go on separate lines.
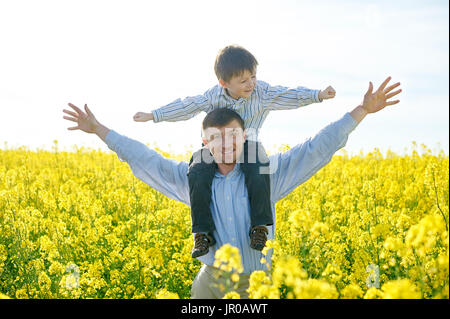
top-left (240, 140), bottom-right (273, 250)
top-left (187, 147), bottom-right (217, 257)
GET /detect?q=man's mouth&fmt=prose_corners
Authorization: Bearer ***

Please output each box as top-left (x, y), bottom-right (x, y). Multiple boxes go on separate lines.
top-left (223, 149), bottom-right (234, 155)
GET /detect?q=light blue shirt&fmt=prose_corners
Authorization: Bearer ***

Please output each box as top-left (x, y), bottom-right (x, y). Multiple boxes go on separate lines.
top-left (105, 112), bottom-right (358, 274)
top-left (151, 80), bottom-right (322, 140)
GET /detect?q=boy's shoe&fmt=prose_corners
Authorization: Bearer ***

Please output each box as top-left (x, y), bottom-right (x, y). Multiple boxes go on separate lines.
top-left (249, 226), bottom-right (268, 251)
top-left (191, 233), bottom-right (216, 258)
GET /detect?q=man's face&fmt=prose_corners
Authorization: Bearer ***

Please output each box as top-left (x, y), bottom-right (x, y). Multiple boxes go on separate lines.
top-left (202, 120), bottom-right (246, 165)
top-left (219, 69), bottom-right (257, 100)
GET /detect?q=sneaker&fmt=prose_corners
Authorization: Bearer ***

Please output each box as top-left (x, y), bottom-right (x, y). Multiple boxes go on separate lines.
top-left (191, 233), bottom-right (216, 258)
top-left (249, 226), bottom-right (268, 251)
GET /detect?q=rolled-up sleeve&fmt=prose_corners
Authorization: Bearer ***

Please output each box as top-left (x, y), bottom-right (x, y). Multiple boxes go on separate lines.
top-left (105, 130), bottom-right (190, 206)
top-left (270, 112), bottom-right (358, 202)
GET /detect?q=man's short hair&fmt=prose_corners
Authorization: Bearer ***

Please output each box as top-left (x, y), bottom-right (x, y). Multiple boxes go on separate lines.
top-left (214, 45), bottom-right (258, 82)
top-left (202, 108), bottom-right (245, 132)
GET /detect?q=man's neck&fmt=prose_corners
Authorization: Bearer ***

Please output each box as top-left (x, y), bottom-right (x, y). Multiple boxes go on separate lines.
top-left (217, 162), bottom-right (236, 176)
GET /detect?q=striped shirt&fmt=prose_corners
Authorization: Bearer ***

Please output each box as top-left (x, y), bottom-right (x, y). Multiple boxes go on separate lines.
top-left (152, 80), bottom-right (322, 140)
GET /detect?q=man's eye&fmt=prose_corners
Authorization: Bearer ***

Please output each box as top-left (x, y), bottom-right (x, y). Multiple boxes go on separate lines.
top-left (210, 134), bottom-right (220, 141)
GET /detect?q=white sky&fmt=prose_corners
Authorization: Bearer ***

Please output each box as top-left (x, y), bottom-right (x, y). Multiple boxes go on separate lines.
top-left (0, 0), bottom-right (448, 156)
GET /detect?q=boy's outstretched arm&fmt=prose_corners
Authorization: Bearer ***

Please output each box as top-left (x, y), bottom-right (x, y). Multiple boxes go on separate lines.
top-left (260, 80), bottom-right (332, 112)
top-left (133, 90), bottom-right (212, 124)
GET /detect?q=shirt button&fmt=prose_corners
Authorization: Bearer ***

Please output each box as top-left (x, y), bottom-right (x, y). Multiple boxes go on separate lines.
top-left (227, 196), bottom-right (230, 200)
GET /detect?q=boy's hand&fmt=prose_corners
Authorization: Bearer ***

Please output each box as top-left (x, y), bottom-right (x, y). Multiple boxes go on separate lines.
top-left (133, 112), bottom-right (154, 122)
top-left (318, 86), bottom-right (336, 100)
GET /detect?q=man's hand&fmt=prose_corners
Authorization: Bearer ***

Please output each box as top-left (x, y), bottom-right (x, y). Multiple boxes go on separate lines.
top-left (350, 76), bottom-right (402, 124)
top-left (318, 86), bottom-right (336, 100)
top-left (362, 76), bottom-right (401, 114)
top-left (133, 112), bottom-right (154, 122)
top-left (63, 103), bottom-right (110, 142)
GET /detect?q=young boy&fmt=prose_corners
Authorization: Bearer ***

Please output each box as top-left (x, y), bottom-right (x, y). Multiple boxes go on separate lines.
top-left (134, 45), bottom-right (336, 258)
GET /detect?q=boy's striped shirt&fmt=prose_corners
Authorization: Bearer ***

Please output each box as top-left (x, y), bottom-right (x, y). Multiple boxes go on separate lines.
top-left (152, 80), bottom-right (321, 140)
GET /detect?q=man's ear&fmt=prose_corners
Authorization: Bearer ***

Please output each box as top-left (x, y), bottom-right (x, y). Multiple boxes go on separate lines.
top-left (202, 137), bottom-right (208, 146)
top-left (243, 129), bottom-right (247, 141)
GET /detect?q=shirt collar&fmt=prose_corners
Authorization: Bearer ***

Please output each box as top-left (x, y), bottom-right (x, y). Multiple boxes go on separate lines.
top-left (219, 85), bottom-right (247, 103)
top-left (215, 162), bottom-right (241, 178)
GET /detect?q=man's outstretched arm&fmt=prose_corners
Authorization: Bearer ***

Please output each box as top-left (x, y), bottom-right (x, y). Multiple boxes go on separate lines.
top-left (62, 103), bottom-right (191, 205)
top-left (270, 76), bottom-right (401, 202)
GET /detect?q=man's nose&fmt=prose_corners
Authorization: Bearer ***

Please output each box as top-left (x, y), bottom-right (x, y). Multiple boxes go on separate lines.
top-left (222, 135), bottom-right (235, 148)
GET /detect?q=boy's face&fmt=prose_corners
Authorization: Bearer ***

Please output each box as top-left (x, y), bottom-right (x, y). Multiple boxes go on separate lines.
top-left (219, 69), bottom-right (257, 100)
top-left (202, 119), bottom-right (246, 165)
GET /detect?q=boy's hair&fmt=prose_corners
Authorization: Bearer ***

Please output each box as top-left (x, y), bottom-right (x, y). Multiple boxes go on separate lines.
top-left (214, 45), bottom-right (258, 82)
top-left (202, 108), bottom-right (245, 131)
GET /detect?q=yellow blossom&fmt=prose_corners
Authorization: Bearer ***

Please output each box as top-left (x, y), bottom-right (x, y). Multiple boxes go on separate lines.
top-left (223, 291), bottom-right (240, 299)
top-left (0, 143), bottom-right (447, 299)
top-left (155, 288), bottom-right (179, 299)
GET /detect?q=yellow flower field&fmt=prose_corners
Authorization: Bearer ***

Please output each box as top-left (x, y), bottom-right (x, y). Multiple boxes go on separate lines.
top-left (0, 142), bottom-right (448, 299)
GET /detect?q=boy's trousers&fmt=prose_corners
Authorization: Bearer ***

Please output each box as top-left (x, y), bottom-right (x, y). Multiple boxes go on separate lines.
top-left (187, 140), bottom-right (273, 234)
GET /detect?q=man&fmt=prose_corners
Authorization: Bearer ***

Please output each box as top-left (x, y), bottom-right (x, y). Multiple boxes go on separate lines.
top-left (62, 77), bottom-right (401, 298)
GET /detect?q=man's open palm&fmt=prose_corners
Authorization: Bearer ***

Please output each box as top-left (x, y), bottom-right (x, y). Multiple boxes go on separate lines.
top-left (362, 76), bottom-right (401, 114)
top-left (63, 103), bottom-right (99, 134)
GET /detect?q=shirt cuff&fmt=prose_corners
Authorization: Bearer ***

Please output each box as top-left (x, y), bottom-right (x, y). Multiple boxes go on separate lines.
top-left (105, 129), bottom-right (121, 152)
top-left (313, 89), bottom-right (322, 103)
top-left (152, 108), bottom-right (162, 123)
top-left (104, 129), bottom-right (135, 163)
top-left (342, 112), bottom-right (359, 134)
